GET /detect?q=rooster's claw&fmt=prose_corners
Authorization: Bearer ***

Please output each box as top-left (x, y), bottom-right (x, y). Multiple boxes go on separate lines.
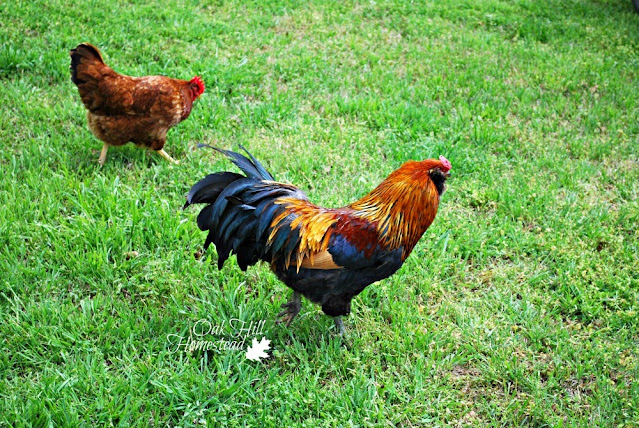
top-left (276, 292), bottom-right (302, 327)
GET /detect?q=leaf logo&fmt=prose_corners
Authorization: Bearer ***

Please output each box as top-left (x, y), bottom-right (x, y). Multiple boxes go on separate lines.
top-left (245, 337), bottom-right (271, 361)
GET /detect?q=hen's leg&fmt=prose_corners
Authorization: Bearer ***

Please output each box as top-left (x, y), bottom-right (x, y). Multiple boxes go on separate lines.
top-left (276, 292), bottom-right (302, 327)
top-left (98, 143), bottom-right (109, 166)
top-left (156, 149), bottom-right (179, 164)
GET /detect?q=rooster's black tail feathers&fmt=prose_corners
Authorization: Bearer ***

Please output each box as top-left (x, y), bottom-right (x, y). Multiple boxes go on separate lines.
top-left (196, 144), bottom-right (274, 181)
top-left (186, 146), bottom-right (301, 270)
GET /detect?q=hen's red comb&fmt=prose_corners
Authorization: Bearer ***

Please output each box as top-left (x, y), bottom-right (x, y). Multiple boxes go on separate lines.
top-left (439, 155), bottom-right (452, 172)
top-left (190, 76), bottom-right (205, 96)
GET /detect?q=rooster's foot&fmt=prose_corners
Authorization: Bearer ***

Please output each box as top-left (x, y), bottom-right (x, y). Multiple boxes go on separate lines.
top-left (333, 317), bottom-right (352, 348)
top-left (276, 292), bottom-right (301, 327)
top-left (333, 316), bottom-right (346, 336)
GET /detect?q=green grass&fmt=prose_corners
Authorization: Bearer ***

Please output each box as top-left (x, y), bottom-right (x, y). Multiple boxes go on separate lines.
top-left (1, 0), bottom-right (638, 425)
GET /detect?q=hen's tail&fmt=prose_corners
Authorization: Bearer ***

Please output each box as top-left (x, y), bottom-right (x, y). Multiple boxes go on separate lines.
top-left (70, 43), bottom-right (105, 85)
top-left (186, 146), bottom-right (306, 270)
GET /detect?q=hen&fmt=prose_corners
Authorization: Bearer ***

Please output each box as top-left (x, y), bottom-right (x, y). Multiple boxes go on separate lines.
top-left (70, 43), bottom-right (205, 165)
top-left (185, 146), bottom-right (451, 334)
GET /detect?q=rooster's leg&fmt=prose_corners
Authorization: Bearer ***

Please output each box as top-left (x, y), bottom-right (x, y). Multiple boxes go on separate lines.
top-left (98, 143), bottom-right (109, 166)
top-left (276, 292), bottom-right (301, 327)
top-left (156, 149), bottom-right (179, 165)
top-left (333, 316), bottom-right (346, 335)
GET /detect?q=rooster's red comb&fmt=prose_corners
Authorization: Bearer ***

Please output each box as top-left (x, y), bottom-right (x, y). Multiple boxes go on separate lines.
top-left (439, 156), bottom-right (452, 172)
top-left (190, 76), bottom-right (205, 96)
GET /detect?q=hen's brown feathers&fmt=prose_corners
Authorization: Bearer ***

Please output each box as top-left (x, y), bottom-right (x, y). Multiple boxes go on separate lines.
top-left (69, 43), bottom-right (203, 157)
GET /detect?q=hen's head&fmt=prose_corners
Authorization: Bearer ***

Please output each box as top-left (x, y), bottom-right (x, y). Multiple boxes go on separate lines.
top-left (189, 76), bottom-right (205, 99)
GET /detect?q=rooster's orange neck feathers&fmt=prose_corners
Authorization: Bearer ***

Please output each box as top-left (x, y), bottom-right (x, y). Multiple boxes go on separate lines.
top-left (271, 159), bottom-right (446, 265)
top-left (349, 160), bottom-right (443, 259)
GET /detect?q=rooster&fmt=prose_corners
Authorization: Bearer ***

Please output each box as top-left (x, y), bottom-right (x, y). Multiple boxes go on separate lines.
top-left (70, 43), bottom-right (205, 165)
top-left (185, 145), bottom-right (451, 334)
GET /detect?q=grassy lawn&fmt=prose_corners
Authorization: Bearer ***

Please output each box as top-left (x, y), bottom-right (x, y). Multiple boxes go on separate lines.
top-left (1, 0), bottom-right (638, 425)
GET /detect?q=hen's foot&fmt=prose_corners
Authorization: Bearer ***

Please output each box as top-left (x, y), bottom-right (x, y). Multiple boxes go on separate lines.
top-left (156, 149), bottom-right (179, 164)
top-left (98, 144), bottom-right (109, 166)
top-left (276, 292), bottom-right (302, 327)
